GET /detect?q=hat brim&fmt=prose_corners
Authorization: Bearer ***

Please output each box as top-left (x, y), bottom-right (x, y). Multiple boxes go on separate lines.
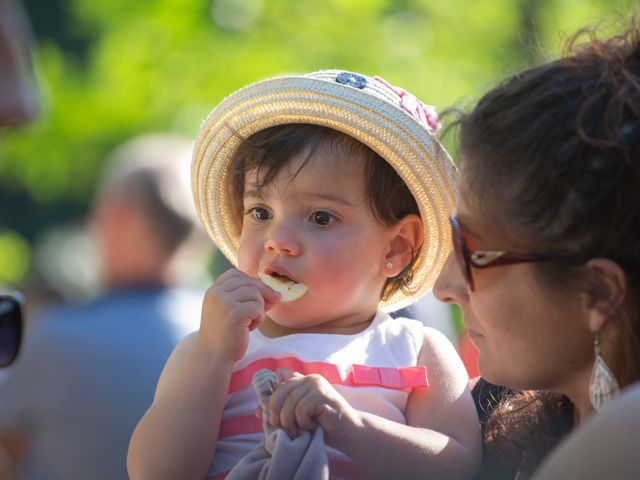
top-left (192, 71), bottom-right (457, 312)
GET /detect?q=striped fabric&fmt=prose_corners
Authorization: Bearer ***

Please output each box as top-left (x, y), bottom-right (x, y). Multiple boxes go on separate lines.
top-left (206, 311), bottom-right (426, 479)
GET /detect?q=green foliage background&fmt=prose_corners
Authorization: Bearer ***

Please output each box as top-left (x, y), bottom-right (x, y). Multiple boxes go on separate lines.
top-left (0, 0), bottom-right (633, 291)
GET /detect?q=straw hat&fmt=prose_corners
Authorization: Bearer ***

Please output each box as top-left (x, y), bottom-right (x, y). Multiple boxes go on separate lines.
top-left (192, 70), bottom-right (457, 312)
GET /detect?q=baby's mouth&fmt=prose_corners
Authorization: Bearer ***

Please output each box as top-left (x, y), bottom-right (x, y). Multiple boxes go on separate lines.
top-left (270, 271), bottom-right (293, 282)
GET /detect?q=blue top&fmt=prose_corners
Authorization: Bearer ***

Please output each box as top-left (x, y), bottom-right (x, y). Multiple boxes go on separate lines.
top-left (0, 285), bottom-right (202, 480)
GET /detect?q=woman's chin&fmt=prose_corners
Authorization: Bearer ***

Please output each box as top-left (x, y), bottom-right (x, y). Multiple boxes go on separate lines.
top-left (476, 356), bottom-right (509, 386)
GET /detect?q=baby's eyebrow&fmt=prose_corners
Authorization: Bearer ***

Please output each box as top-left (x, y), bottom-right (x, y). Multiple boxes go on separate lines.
top-left (305, 192), bottom-right (358, 207)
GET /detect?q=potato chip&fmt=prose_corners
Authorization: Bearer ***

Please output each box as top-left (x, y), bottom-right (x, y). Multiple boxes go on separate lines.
top-left (258, 272), bottom-right (307, 302)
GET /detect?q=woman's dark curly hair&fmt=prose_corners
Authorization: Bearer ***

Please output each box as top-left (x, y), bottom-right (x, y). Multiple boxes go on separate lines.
top-left (457, 22), bottom-right (640, 476)
top-left (229, 123), bottom-right (421, 302)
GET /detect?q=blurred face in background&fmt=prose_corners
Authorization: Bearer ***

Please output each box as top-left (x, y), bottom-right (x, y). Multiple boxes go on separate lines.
top-left (0, 0), bottom-right (38, 367)
top-left (0, 0), bottom-right (39, 127)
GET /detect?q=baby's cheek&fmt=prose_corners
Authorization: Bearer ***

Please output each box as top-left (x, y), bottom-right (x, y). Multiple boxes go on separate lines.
top-left (237, 243), bottom-right (258, 276)
top-left (313, 251), bottom-right (360, 289)
top-left (313, 246), bottom-right (347, 271)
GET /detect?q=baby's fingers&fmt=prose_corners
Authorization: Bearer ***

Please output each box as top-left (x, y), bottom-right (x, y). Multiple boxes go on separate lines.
top-left (279, 383), bottom-right (317, 438)
top-left (257, 282), bottom-right (282, 310)
top-left (293, 395), bottom-right (319, 433)
top-left (267, 373), bottom-right (305, 437)
top-left (275, 367), bottom-right (298, 383)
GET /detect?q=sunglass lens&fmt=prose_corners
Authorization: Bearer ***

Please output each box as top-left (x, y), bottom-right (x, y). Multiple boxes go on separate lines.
top-left (0, 297), bottom-right (22, 367)
top-left (450, 217), bottom-right (474, 290)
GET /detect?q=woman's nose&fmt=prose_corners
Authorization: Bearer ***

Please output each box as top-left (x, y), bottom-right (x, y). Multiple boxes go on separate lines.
top-left (433, 251), bottom-right (468, 304)
top-left (264, 221), bottom-right (301, 255)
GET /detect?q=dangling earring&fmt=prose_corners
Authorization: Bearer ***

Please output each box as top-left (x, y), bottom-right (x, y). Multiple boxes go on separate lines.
top-left (588, 332), bottom-right (620, 411)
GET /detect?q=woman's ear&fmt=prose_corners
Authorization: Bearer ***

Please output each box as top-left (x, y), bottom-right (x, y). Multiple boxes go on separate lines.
top-left (583, 258), bottom-right (628, 333)
top-left (383, 214), bottom-right (424, 277)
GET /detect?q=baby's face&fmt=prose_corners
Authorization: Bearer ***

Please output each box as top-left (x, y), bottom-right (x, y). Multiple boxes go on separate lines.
top-left (237, 149), bottom-right (393, 331)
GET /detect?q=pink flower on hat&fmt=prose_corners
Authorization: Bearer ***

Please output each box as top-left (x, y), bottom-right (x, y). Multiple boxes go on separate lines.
top-left (373, 76), bottom-right (441, 134)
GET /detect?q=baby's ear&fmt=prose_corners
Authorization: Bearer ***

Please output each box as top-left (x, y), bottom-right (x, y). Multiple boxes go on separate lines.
top-left (583, 258), bottom-right (628, 333)
top-left (383, 214), bottom-right (424, 277)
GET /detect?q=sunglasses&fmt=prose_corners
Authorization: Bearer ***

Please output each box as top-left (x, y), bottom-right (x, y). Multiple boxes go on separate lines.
top-left (0, 291), bottom-right (23, 367)
top-left (449, 216), bottom-right (571, 290)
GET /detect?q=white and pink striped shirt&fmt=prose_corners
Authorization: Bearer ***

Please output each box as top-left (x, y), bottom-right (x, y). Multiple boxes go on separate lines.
top-left (207, 310), bottom-right (428, 480)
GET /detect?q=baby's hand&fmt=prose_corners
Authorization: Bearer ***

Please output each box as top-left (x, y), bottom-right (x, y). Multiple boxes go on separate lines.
top-left (266, 368), bottom-right (360, 445)
top-left (197, 268), bottom-right (281, 363)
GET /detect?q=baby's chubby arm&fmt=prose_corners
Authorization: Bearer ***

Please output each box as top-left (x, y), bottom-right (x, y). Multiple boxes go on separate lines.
top-left (266, 327), bottom-right (482, 480)
top-left (127, 268), bottom-right (280, 480)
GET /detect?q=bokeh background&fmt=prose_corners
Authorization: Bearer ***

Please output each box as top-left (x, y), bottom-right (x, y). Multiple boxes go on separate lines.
top-left (0, 0), bottom-right (633, 306)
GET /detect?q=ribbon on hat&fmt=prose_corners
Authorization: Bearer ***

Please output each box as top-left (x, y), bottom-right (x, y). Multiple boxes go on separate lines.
top-left (373, 76), bottom-right (441, 134)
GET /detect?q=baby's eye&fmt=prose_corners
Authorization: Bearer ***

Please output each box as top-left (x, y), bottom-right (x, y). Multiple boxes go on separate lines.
top-left (310, 210), bottom-right (337, 226)
top-left (247, 207), bottom-right (271, 222)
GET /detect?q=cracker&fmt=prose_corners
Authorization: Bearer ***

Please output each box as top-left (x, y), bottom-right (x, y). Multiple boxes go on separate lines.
top-left (258, 272), bottom-right (307, 302)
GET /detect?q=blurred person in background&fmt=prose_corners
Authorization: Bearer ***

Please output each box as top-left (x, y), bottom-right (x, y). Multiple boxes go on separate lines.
top-left (0, 13), bottom-right (37, 476)
top-left (0, 133), bottom-right (208, 479)
top-left (0, 0), bottom-right (39, 371)
top-left (0, 0), bottom-right (38, 127)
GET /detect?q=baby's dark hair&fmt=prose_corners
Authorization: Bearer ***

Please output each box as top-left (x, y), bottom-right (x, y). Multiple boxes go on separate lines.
top-left (229, 123), bottom-right (421, 301)
top-left (457, 22), bottom-right (640, 475)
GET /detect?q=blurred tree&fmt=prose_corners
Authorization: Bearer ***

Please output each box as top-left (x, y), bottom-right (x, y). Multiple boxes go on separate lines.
top-left (0, 0), bottom-right (633, 289)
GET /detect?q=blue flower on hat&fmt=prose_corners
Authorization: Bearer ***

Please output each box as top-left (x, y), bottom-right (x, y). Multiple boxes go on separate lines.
top-left (335, 71), bottom-right (367, 89)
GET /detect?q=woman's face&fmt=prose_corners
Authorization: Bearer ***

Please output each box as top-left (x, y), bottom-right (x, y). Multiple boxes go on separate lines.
top-left (433, 179), bottom-right (594, 393)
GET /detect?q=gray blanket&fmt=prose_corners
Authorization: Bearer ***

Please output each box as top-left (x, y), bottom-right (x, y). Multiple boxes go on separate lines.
top-left (226, 369), bottom-right (329, 480)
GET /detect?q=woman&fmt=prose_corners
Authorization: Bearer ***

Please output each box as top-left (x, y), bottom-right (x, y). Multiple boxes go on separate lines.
top-left (434, 22), bottom-right (640, 478)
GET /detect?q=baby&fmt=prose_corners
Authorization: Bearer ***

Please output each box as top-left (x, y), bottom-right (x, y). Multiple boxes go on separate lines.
top-left (128, 70), bottom-right (481, 480)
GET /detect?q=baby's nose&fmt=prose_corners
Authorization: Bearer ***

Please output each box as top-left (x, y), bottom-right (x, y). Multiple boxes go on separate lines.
top-left (264, 222), bottom-right (301, 255)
